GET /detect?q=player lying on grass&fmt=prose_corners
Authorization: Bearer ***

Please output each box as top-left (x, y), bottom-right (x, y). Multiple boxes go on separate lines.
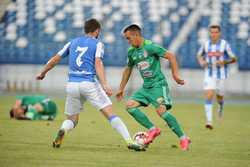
top-left (9, 95), bottom-right (57, 120)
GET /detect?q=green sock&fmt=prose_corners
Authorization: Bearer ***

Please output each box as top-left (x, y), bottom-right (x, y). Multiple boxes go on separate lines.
top-left (127, 108), bottom-right (154, 129)
top-left (161, 112), bottom-right (184, 138)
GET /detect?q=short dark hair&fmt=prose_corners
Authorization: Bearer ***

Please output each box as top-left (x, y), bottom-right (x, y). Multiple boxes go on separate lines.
top-left (84, 18), bottom-right (101, 34)
top-left (209, 25), bottom-right (221, 32)
top-left (123, 24), bottom-right (142, 34)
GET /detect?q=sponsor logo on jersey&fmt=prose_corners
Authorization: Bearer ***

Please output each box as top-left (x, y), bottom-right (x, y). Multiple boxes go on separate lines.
top-left (137, 61), bottom-right (150, 70)
top-left (142, 71), bottom-right (153, 77)
top-left (207, 51), bottom-right (223, 57)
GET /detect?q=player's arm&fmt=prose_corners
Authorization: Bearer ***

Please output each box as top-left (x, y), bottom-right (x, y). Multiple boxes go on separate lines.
top-left (95, 57), bottom-right (112, 96)
top-left (197, 54), bottom-right (208, 67)
top-left (95, 42), bottom-right (112, 96)
top-left (116, 66), bottom-right (133, 101)
top-left (224, 57), bottom-right (237, 64)
top-left (36, 42), bottom-right (70, 80)
top-left (196, 45), bottom-right (208, 67)
top-left (218, 42), bottom-right (237, 66)
top-left (164, 51), bottom-right (185, 85)
top-left (215, 43), bottom-right (237, 67)
top-left (217, 56), bottom-right (237, 67)
top-left (13, 99), bottom-right (22, 110)
top-left (36, 55), bottom-right (61, 80)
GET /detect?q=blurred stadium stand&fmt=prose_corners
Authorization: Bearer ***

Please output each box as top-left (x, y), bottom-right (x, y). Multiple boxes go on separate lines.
top-left (0, 0), bottom-right (250, 95)
top-left (0, 0), bottom-right (249, 70)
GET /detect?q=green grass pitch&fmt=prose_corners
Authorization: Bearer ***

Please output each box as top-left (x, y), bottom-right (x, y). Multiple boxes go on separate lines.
top-left (0, 95), bottom-right (250, 167)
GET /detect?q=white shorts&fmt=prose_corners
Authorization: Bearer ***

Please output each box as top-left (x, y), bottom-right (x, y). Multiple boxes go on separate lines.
top-left (203, 77), bottom-right (225, 96)
top-left (64, 81), bottom-right (112, 116)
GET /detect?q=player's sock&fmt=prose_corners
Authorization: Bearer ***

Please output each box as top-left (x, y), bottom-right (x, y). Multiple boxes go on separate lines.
top-left (217, 100), bottom-right (224, 118)
top-left (127, 108), bottom-right (154, 129)
top-left (205, 100), bottom-right (213, 124)
top-left (109, 115), bottom-right (131, 141)
top-left (161, 112), bottom-right (185, 138)
top-left (60, 119), bottom-right (75, 133)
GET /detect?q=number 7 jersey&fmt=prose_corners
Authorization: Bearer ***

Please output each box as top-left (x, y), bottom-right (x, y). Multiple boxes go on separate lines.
top-left (57, 36), bottom-right (104, 82)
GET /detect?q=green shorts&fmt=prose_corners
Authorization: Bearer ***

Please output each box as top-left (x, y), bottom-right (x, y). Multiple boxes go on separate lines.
top-left (129, 84), bottom-right (172, 110)
top-left (41, 100), bottom-right (57, 118)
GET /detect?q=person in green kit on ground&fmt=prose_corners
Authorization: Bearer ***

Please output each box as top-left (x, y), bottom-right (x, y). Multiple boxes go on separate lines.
top-left (116, 24), bottom-right (191, 151)
top-left (9, 95), bottom-right (57, 120)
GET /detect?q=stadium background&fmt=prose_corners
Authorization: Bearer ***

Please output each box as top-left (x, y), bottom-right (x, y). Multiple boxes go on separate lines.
top-left (0, 0), bottom-right (249, 95)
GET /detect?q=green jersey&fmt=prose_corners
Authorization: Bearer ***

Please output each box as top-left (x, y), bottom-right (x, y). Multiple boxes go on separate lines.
top-left (17, 95), bottom-right (57, 120)
top-left (17, 95), bottom-right (48, 107)
top-left (127, 39), bottom-right (167, 88)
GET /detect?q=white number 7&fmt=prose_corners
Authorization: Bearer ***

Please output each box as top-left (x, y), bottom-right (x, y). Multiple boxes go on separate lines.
top-left (75, 46), bottom-right (88, 67)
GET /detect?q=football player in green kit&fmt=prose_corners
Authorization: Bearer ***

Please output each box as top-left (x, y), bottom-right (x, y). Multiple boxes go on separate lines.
top-left (9, 95), bottom-right (57, 120)
top-left (116, 24), bottom-right (191, 151)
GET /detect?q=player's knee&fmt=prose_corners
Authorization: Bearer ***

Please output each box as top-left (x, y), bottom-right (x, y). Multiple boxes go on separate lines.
top-left (206, 91), bottom-right (214, 100)
top-left (156, 105), bottom-right (166, 116)
top-left (125, 100), bottom-right (136, 109)
top-left (126, 100), bottom-right (140, 115)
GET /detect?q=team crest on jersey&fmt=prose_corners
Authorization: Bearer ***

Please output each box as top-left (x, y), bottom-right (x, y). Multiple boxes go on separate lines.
top-left (156, 97), bottom-right (164, 104)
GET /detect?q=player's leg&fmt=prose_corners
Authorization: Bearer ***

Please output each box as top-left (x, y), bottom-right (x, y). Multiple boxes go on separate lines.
top-left (126, 99), bottom-right (161, 145)
top-left (53, 82), bottom-right (82, 148)
top-left (216, 94), bottom-right (224, 119)
top-left (156, 105), bottom-right (184, 139)
top-left (204, 89), bottom-right (214, 129)
top-left (40, 100), bottom-right (58, 120)
top-left (126, 99), bottom-right (155, 129)
top-left (148, 85), bottom-right (190, 150)
top-left (156, 105), bottom-right (191, 150)
top-left (204, 77), bottom-right (216, 129)
top-left (216, 79), bottom-right (225, 120)
top-left (53, 114), bottom-right (79, 148)
top-left (84, 81), bottom-right (144, 151)
top-left (100, 105), bottom-right (145, 151)
top-left (126, 88), bottom-right (156, 130)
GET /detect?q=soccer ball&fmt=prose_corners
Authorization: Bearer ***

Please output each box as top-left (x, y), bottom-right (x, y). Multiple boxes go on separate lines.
top-left (133, 131), bottom-right (148, 147)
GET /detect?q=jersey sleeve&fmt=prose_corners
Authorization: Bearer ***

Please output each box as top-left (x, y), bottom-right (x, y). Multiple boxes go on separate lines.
top-left (151, 43), bottom-right (167, 57)
top-left (127, 56), bottom-right (134, 67)
top-left (95, 42), bottom-right (104, 59)
top-left (197, 43), bottom-right (205, 57)
top-left (225, 42), bottom-right (236, 58)
top-left (57, 42), bottom-right (71, 58)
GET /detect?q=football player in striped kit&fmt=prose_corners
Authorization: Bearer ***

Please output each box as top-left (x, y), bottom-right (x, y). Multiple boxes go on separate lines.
top-left (197, 25), bottom-right (237, 129)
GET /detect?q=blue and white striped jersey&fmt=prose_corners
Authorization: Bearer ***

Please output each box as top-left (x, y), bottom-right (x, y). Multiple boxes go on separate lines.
top-left (57, 36), bottom-right (104, 82)
top-left (197, 39), bottom-right (236, 79)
